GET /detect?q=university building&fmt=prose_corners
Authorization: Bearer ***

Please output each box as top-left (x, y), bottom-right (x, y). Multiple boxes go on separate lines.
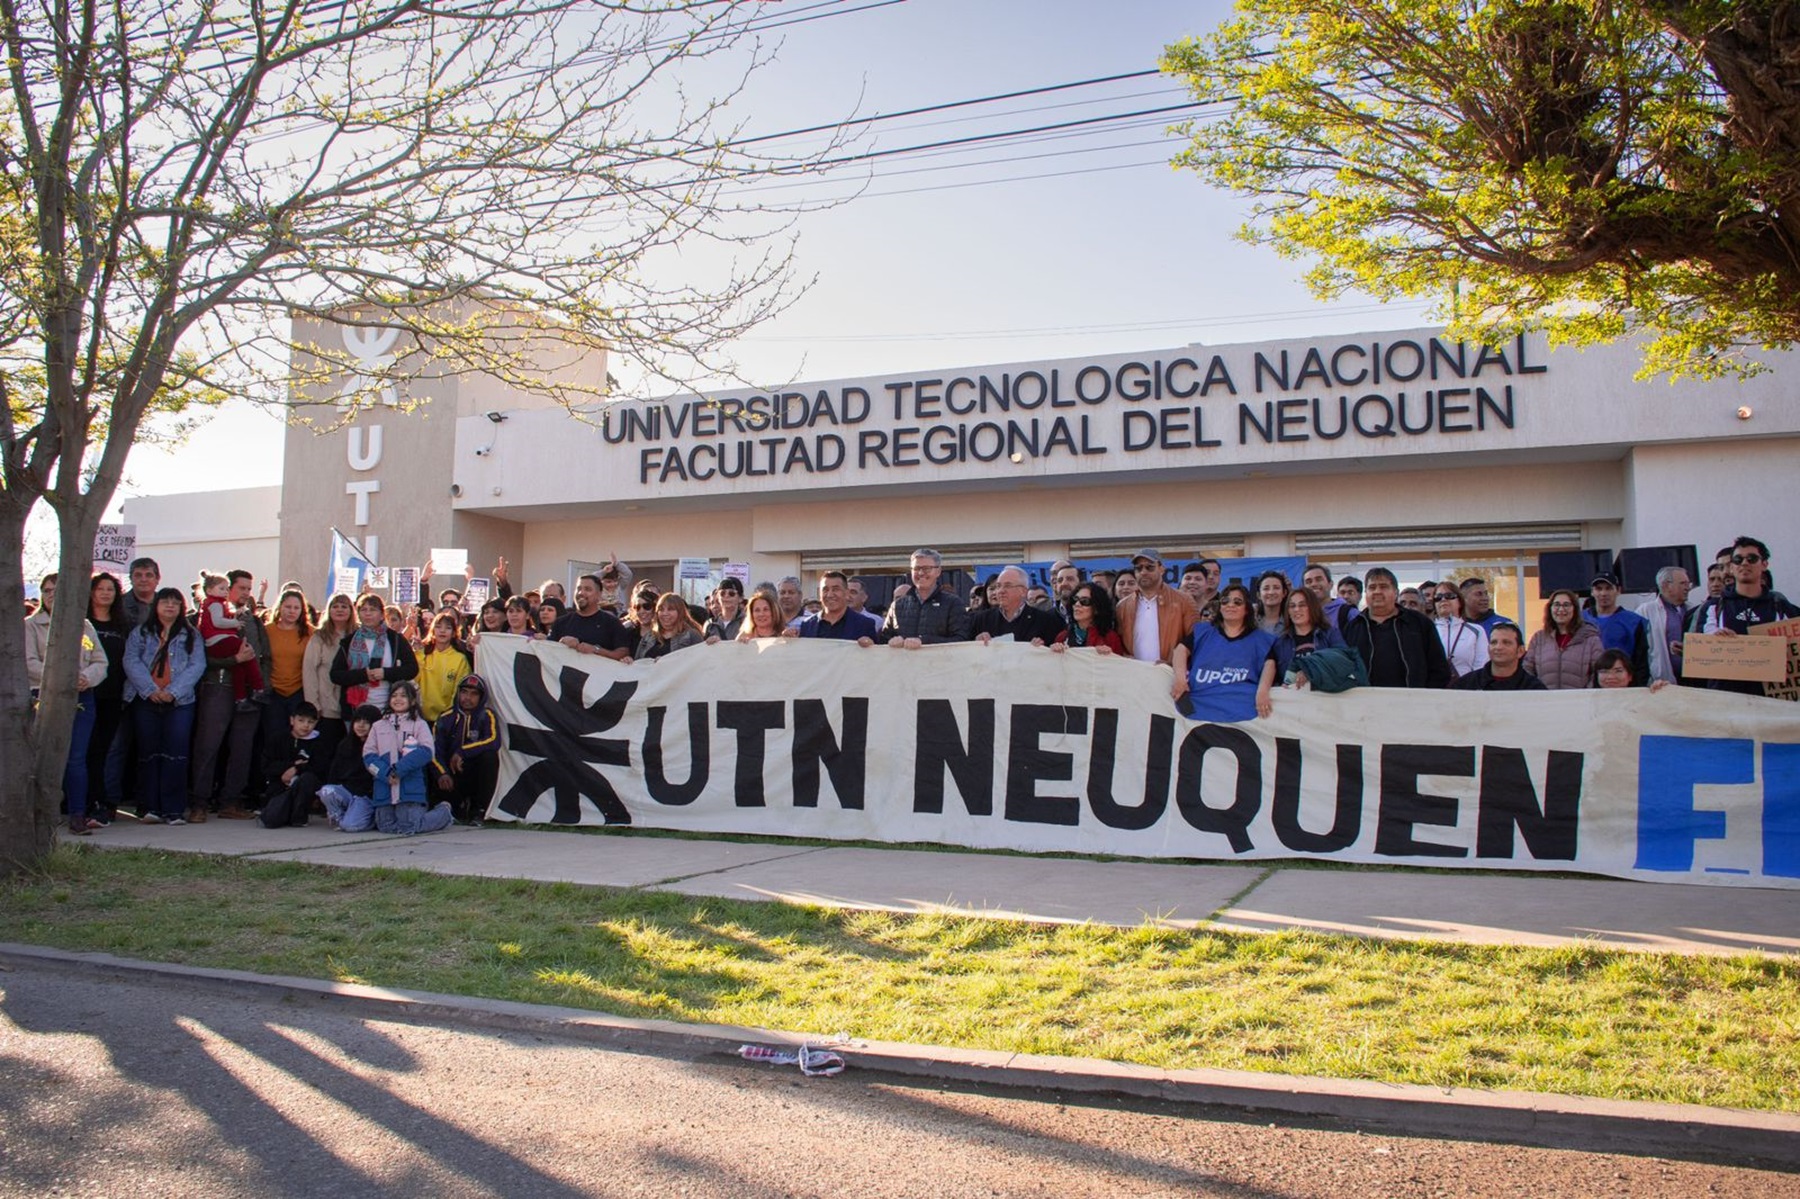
top-left (139, 317), bottom-right (1800, 627)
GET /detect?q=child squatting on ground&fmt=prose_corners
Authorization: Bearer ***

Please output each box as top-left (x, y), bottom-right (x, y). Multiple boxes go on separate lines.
top-left (319, 683), bottom-right (454, 835)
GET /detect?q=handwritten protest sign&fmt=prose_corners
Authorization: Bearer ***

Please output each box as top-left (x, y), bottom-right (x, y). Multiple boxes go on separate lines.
top-left (92, 524), bottom-right (135, 576)
top-left (1682, 633), bottom-right (1790, 683)
top-left (1753, 618), bottom-right (1800, 701)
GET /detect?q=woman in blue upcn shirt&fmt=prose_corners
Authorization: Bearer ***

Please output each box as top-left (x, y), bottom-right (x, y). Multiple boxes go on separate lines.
top-left (1183, 583), bottom-right (1279, 723)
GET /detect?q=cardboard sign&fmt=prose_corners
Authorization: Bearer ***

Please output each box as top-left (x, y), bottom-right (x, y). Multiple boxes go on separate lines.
top-left (1682, 633), bottom-right (1791, 682)
top-left (92, 523), bottom-right (136, 576)
top-left (1752, 618), bottom-right (1800, 701)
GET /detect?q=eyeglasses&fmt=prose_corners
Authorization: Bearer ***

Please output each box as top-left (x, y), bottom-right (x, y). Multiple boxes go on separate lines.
top-left (1072, 595), bottom-right (1094, 606)
top-left (1733, 553), bottom-right (1765, 565)
top-left (1433, 593), bottom-right (1458, 601)
top-left (634, 602), bottom-right (654, 611)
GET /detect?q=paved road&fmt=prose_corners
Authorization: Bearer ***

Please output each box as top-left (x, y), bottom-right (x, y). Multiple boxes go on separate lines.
top-left (0, 962), bottom-right (1790, 1198)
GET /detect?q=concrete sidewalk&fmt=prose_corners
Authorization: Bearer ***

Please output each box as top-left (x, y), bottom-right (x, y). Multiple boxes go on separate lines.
top-left (85, 818), bottom-right (1800, 958)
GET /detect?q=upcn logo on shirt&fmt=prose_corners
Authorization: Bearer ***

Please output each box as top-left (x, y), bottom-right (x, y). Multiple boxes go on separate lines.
top-left (1190, 666), bottom-right (1255, 687)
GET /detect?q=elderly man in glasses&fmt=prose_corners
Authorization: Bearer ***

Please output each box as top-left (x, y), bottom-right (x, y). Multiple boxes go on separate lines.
top-left (1700, 535), bottom-right (1800, 696)
top-left (968, 565), bottom-right (1066, 646)
top-left (1635, 566), bottom-right (1695, 685)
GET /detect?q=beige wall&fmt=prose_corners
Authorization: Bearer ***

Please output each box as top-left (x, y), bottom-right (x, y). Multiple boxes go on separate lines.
top-left (278, 302), bottom-right (605, 595)
top-left (121, 486), bottom-right (282, 596)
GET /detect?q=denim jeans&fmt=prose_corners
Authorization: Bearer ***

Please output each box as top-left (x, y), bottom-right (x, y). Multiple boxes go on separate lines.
top-left (134, 701), bottom-right (197, 821)
top-left (318, 784), bottom-right (374, 832)
top-left (373, 801), bottom-right (454, 836)
top-left (61, 693), bottom-right (95, 821)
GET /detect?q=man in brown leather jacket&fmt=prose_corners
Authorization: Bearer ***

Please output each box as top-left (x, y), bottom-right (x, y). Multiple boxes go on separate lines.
top-left (1114, 549), bottom-right (1200, 700)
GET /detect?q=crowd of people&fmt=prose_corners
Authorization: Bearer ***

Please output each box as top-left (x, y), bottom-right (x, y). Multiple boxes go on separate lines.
top-left (23, 533), bottom-right (1792, 838)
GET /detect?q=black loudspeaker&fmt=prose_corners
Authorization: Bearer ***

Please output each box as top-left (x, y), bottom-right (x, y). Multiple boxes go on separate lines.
top-left (1537, 549), bottom-right (1613, 598)
top-left (1613, 545), bottom-right (1700, 594)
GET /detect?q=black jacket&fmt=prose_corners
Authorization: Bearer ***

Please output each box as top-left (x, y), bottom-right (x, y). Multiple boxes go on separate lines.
top-left (967, 603), bottom-right (1066, 645)
top-left (1344, 606), bottom-right (1451, 688)
top-left (328, 628), bottom-right (420, 714)
top-left (881, 586), bottom-right (970, 644)
top-left (1450, 664), bottom-right (1546, 692)
top-left (324, 730), bottom-right (375, 797)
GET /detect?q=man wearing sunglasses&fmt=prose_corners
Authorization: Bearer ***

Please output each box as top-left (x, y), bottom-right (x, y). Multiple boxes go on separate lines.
top-left (1700, 537), bottom-right (1798, 695)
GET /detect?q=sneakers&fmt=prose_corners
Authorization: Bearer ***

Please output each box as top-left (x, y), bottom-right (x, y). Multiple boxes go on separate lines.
top-left (166, 816), bottom-right (188, 826)
top-left (66, 818), bottom-right (90, 837)
top-left (140, 812), bottom-right (164, 824)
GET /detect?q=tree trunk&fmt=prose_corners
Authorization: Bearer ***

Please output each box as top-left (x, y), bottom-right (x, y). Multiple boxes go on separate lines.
top-left (0, 501), bottom-right (55, 875)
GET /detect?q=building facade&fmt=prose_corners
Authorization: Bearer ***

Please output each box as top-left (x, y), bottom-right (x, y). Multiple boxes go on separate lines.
top-left (260, 322), bottom-right (1796, 625)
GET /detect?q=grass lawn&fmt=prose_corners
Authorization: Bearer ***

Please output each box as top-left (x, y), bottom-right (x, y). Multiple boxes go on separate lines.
top-left (6, 845), bottom-right (1797, 1112)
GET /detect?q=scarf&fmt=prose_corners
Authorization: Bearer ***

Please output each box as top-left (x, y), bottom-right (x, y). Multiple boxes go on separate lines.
top-left (346, 627), bottom-right (389, 709)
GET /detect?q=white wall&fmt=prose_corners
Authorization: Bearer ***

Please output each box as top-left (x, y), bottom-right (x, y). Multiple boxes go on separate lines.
top-left (120, 486), bottom-right (282, 595)
top-left (1624, 438), bottom-right (1800, 582)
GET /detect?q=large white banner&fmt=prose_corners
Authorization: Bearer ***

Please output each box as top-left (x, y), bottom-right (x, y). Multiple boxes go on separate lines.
top-left (474, 636), bottom-right (1800, 889)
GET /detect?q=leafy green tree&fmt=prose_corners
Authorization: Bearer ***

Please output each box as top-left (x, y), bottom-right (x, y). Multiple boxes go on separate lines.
top-left (0, 0), bottom-right (844, 873)
top-left (1162, 1), bottom-right (1800, 378)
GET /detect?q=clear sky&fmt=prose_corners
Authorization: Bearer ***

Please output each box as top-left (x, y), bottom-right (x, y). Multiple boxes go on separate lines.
top-left (102, 0), bottom-right (1431, 512)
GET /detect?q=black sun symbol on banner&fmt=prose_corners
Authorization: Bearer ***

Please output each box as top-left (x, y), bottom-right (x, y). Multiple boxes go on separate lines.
top-left (496, 655), bottom-right (637, 824)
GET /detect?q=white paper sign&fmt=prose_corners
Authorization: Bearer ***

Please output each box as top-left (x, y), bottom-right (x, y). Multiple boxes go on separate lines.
top-left (392, 567), bottom-right (420, 606)
top-left (463, 576), bottom-right (492, 614)
top-left (431, 547), bottom-right (468, 577)
top-left (677, 557), bottom-right (712, 581)
top-left (723, 562), bottom-right (751, 587)
top-left (92, 524), bottom-right (136, 576)
top-left (333, 566), bottom-right (362, 597)
top-left (365, 567), bottom-right (390, 589)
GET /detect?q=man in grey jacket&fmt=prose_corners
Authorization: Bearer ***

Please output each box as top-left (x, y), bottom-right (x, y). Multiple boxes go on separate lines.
top-left (882, 548), bottom-right (969, 648)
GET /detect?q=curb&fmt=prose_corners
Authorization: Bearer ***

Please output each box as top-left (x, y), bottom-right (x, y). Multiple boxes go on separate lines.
top-left (3, 941), bottom-right (1796, 1167)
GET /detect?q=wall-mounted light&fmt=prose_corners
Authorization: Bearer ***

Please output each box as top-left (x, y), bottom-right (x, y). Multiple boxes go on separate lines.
top-left (1737, 405), bottom-right (1754, 421)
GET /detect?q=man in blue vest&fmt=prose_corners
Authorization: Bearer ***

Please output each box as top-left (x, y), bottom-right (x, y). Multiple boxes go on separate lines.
top-left (1584, 573), bottom-right (1650, 686)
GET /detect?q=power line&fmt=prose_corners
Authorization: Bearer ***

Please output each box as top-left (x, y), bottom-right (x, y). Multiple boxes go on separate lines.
top-left (765, 102), bottom-right (1204, 175)
top-left (742, 300), bottom-right (1434, 345)
top-left (735, 67), bottom-right (1163, 147)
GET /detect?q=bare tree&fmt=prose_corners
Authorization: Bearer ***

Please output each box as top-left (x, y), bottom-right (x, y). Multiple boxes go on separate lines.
top-left (0, 0), bottom-right (850, 872)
